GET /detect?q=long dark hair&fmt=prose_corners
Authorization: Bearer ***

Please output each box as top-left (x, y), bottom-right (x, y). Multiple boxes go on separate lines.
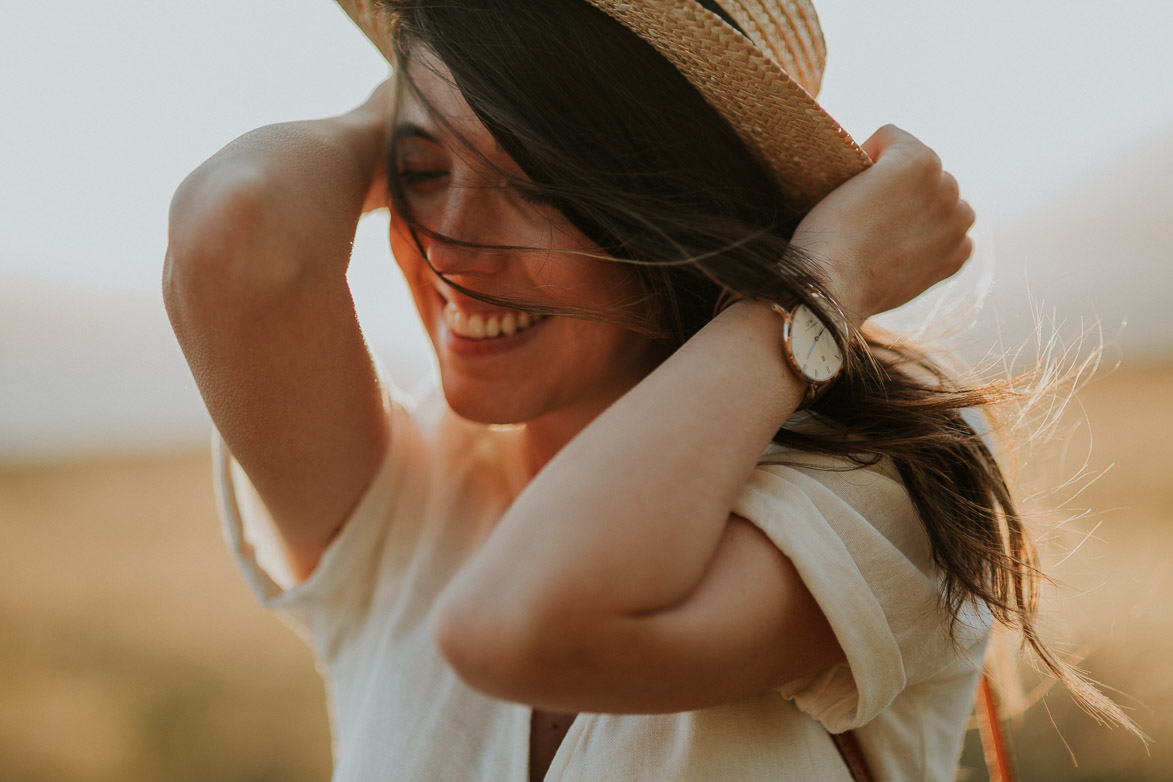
top-left (379, 0), bottom-right (1133, 730)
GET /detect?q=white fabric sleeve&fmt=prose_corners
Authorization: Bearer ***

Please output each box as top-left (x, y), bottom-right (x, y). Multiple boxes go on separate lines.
top-left (213, 381), bottom-right (419, 657)
top-left (731, 453), bottom-right (985, 733)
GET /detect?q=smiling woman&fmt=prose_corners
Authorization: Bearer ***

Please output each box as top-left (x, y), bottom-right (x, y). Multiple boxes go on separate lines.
top-left (161, 0), bottom-right (1135, 780)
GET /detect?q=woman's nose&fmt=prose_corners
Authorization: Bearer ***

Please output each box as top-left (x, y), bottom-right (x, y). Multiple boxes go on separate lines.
top-left (423, 234), bottom-right (501, 278)
top-left (419, 189), bottom-right (508, 278)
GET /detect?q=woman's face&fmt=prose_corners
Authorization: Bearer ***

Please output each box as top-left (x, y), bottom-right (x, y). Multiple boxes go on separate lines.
top-left (388, 50), bottom-right (664, 429)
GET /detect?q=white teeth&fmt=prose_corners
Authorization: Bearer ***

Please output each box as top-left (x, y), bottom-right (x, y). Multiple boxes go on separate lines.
top-left (444, 302), bottom-right (544, 340)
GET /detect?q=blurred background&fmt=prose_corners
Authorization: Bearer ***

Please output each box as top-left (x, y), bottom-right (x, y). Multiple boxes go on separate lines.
top-left (2, 1), bottom-right (1169, 779)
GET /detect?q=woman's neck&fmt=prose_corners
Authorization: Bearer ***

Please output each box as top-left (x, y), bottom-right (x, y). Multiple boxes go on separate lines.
top-left (518, 398), bottom-right (614, 480)
top-left (515, 342), bottom-right (668, 480)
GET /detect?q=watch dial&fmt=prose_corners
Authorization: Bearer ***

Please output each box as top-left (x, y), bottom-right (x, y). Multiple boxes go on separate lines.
top-left (789, 304), bottom-right (844, 382)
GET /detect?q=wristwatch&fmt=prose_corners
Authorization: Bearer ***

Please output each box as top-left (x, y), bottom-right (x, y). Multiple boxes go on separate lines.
top-left (771, 296), bottom-right (846, 405)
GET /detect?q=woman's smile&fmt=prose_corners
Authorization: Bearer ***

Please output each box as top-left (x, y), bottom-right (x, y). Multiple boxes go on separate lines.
top-left (443, 304), bottom-right (545, 342)
top-left (435, 285), bottom-right (551, 357)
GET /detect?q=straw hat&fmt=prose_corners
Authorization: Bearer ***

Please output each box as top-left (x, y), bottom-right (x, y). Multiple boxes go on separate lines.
top-left (333, 0), bottom-right (871, 211)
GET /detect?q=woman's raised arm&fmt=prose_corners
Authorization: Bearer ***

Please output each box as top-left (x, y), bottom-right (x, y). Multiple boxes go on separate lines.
top-left (163, 83), bottom-right (395, 581)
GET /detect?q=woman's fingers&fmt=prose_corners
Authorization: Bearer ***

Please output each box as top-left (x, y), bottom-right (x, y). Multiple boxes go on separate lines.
top-left (859, 123), bottom-right (912, 162)
top-left (940, 169), bottom-right (962, 207)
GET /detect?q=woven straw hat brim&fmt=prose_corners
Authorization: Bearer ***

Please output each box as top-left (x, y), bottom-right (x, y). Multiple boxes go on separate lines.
top-left (334, 0), bottom-right (871, 212)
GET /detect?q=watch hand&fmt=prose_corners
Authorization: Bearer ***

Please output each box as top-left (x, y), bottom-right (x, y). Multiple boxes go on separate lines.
top-left (805, 329), bottom-right (824, 363)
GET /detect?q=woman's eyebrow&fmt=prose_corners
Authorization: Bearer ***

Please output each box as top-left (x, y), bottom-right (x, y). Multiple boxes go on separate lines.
top-left (392, 122), bottom-right (440, 144)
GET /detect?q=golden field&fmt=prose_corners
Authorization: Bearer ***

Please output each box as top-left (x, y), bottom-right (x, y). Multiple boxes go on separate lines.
top-left (1, 363), bottom-right (1169, 781)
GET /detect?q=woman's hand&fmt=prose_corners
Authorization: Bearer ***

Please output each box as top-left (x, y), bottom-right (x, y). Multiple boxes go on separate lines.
top-left (791, 125), bottom-right (975, 325)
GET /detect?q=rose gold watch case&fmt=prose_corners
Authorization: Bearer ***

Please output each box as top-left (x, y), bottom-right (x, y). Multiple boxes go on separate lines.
top-left (773, 301), bottom-right (845, 403)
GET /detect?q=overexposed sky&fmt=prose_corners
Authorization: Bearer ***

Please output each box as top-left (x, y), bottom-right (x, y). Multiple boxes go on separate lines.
top-left (2, 0), bottom-right (1171, 461)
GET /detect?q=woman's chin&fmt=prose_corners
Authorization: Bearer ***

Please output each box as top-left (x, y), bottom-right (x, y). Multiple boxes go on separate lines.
top-left (439, 380), bottom-right (537, 427)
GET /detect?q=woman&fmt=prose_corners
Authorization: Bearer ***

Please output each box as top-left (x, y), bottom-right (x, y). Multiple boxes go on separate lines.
top-left (163, 1), bottom-right (1125, 779)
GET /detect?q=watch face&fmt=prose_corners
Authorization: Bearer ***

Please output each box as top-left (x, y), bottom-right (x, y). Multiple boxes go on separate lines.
top-left (787, 303), bottom-right (844, 382)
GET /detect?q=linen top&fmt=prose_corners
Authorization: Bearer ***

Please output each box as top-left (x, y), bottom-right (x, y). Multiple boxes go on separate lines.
top-left (215, 380), bottom-right (990, 781)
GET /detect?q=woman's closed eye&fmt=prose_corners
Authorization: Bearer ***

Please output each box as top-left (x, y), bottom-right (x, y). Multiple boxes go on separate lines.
top-left (392, 127), bottom-right (450, 193)
top-left (511, 183), bottom-right (560, 210)
top-left (397, 166), bottom-right (449, 185)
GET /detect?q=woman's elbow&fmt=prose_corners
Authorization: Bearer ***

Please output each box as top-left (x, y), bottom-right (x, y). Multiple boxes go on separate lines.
top-left (429, 584), bottom-right (525, 693)
top-left (163, 166), bottom-right (301, 320)
top-left (429, 585), bottom-right (594, 705)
